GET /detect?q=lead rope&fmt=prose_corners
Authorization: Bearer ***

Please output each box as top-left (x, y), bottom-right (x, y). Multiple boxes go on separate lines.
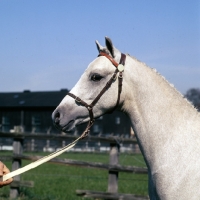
top-left (0, 52), bottom-right (126, 183)
top-left (0, 131), bottom-right (87, 182)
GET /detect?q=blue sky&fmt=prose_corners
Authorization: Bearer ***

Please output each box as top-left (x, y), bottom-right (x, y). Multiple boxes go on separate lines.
top-left (0, 0), bottom-right (199, 94)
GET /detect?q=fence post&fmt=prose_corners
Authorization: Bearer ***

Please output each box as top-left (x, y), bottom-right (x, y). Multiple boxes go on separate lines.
top-left (107, 142), bottom-right (120, 193)
top-left (10, 136), bottom-right (23, 198)
top-left (31, 139), bottom-right (35, 152)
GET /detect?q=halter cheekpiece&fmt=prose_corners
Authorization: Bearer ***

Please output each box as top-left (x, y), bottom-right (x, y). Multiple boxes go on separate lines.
top-left (68, 51), bottom-right (126, 138)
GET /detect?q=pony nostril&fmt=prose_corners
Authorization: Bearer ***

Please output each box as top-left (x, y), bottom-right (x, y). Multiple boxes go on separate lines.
top-left (54, 111), bottom-right (60, 125)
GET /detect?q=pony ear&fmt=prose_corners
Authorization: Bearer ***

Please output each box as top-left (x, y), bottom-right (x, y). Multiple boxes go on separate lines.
top-left (105, 37), bottom-right (115, 57)
top-left (95, 40), bottom-right (104, 53)
top-left (105, 37), bottom-right (121, 61)
top-left (95, 37), bottom-right (121, 60)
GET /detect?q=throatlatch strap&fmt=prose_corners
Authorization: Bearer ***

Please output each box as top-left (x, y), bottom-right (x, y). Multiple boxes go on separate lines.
top-left (108, 53), bottom-right (126, 112)
top-left (119, 53), bottom-right (126, 66)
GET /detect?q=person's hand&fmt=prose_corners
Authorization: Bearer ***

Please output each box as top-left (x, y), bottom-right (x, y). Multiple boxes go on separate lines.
top-left (0, 161), bottom-right (13, 188)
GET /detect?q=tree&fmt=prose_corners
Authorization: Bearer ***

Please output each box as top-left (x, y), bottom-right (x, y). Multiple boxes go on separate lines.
top-left (185, 88), bottom-right (200, 111)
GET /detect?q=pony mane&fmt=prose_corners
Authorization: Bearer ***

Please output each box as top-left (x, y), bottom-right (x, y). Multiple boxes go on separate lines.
top-left (127, 54), bottom-right (200, 115)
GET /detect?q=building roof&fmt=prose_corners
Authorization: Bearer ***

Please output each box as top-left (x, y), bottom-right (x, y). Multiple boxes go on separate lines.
top-left (0, 89), bottom-right (69, 108)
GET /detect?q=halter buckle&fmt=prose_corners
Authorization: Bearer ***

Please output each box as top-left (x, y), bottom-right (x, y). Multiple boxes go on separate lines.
top-left (112, 73), bottom-right (117, 81)
top-left (118, 73), bottom-right (123, 79)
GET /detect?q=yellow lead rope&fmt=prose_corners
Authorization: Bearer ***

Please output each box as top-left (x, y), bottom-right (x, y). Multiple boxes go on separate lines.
top-left (0, 135), bottom-right (83, 182)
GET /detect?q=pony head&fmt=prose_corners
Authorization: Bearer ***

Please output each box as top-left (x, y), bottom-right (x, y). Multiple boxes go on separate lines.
top-left (52, 37), bottom-right (126, 132)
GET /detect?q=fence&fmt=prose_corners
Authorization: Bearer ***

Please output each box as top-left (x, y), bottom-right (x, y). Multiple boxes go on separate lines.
top-left (0, 131), bottom-right (148, 199)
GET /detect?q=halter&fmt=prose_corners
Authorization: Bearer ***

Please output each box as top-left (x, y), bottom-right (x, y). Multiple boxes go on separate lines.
top-left (68, 51), bottom-right (126, 138)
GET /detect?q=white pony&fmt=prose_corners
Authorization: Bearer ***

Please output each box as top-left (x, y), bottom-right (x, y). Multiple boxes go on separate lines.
top-left (52, 37), bottom-right (200, 200)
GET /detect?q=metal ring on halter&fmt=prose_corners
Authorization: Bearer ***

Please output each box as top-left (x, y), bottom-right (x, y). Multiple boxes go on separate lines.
top-left (118, 73), bottom-right (123, 79)
top-left (75, 97), bottom-right (81, 103)
top-left (87, 106), bottom-right (92, 110)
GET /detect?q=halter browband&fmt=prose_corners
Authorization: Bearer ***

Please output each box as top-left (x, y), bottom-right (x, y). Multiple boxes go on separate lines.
top-left (68, 51), bottom-right (126, 138)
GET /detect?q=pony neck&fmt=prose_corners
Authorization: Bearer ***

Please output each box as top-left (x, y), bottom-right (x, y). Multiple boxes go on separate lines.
top-left (123, 55), bottom-right (198, 169)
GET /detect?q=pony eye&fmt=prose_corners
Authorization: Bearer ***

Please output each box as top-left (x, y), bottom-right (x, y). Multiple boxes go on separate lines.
top-left (91, 74), bottom-right (103, 82)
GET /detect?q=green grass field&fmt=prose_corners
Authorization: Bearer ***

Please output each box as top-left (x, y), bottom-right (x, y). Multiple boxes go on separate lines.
top-left (0, 151), bottom-right (148, 200)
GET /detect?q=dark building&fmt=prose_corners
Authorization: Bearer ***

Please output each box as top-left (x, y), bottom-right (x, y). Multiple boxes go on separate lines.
top-left (0, 90), bottom-right (132, 151)
top-left (0, 89), bottom-right (69, 133)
